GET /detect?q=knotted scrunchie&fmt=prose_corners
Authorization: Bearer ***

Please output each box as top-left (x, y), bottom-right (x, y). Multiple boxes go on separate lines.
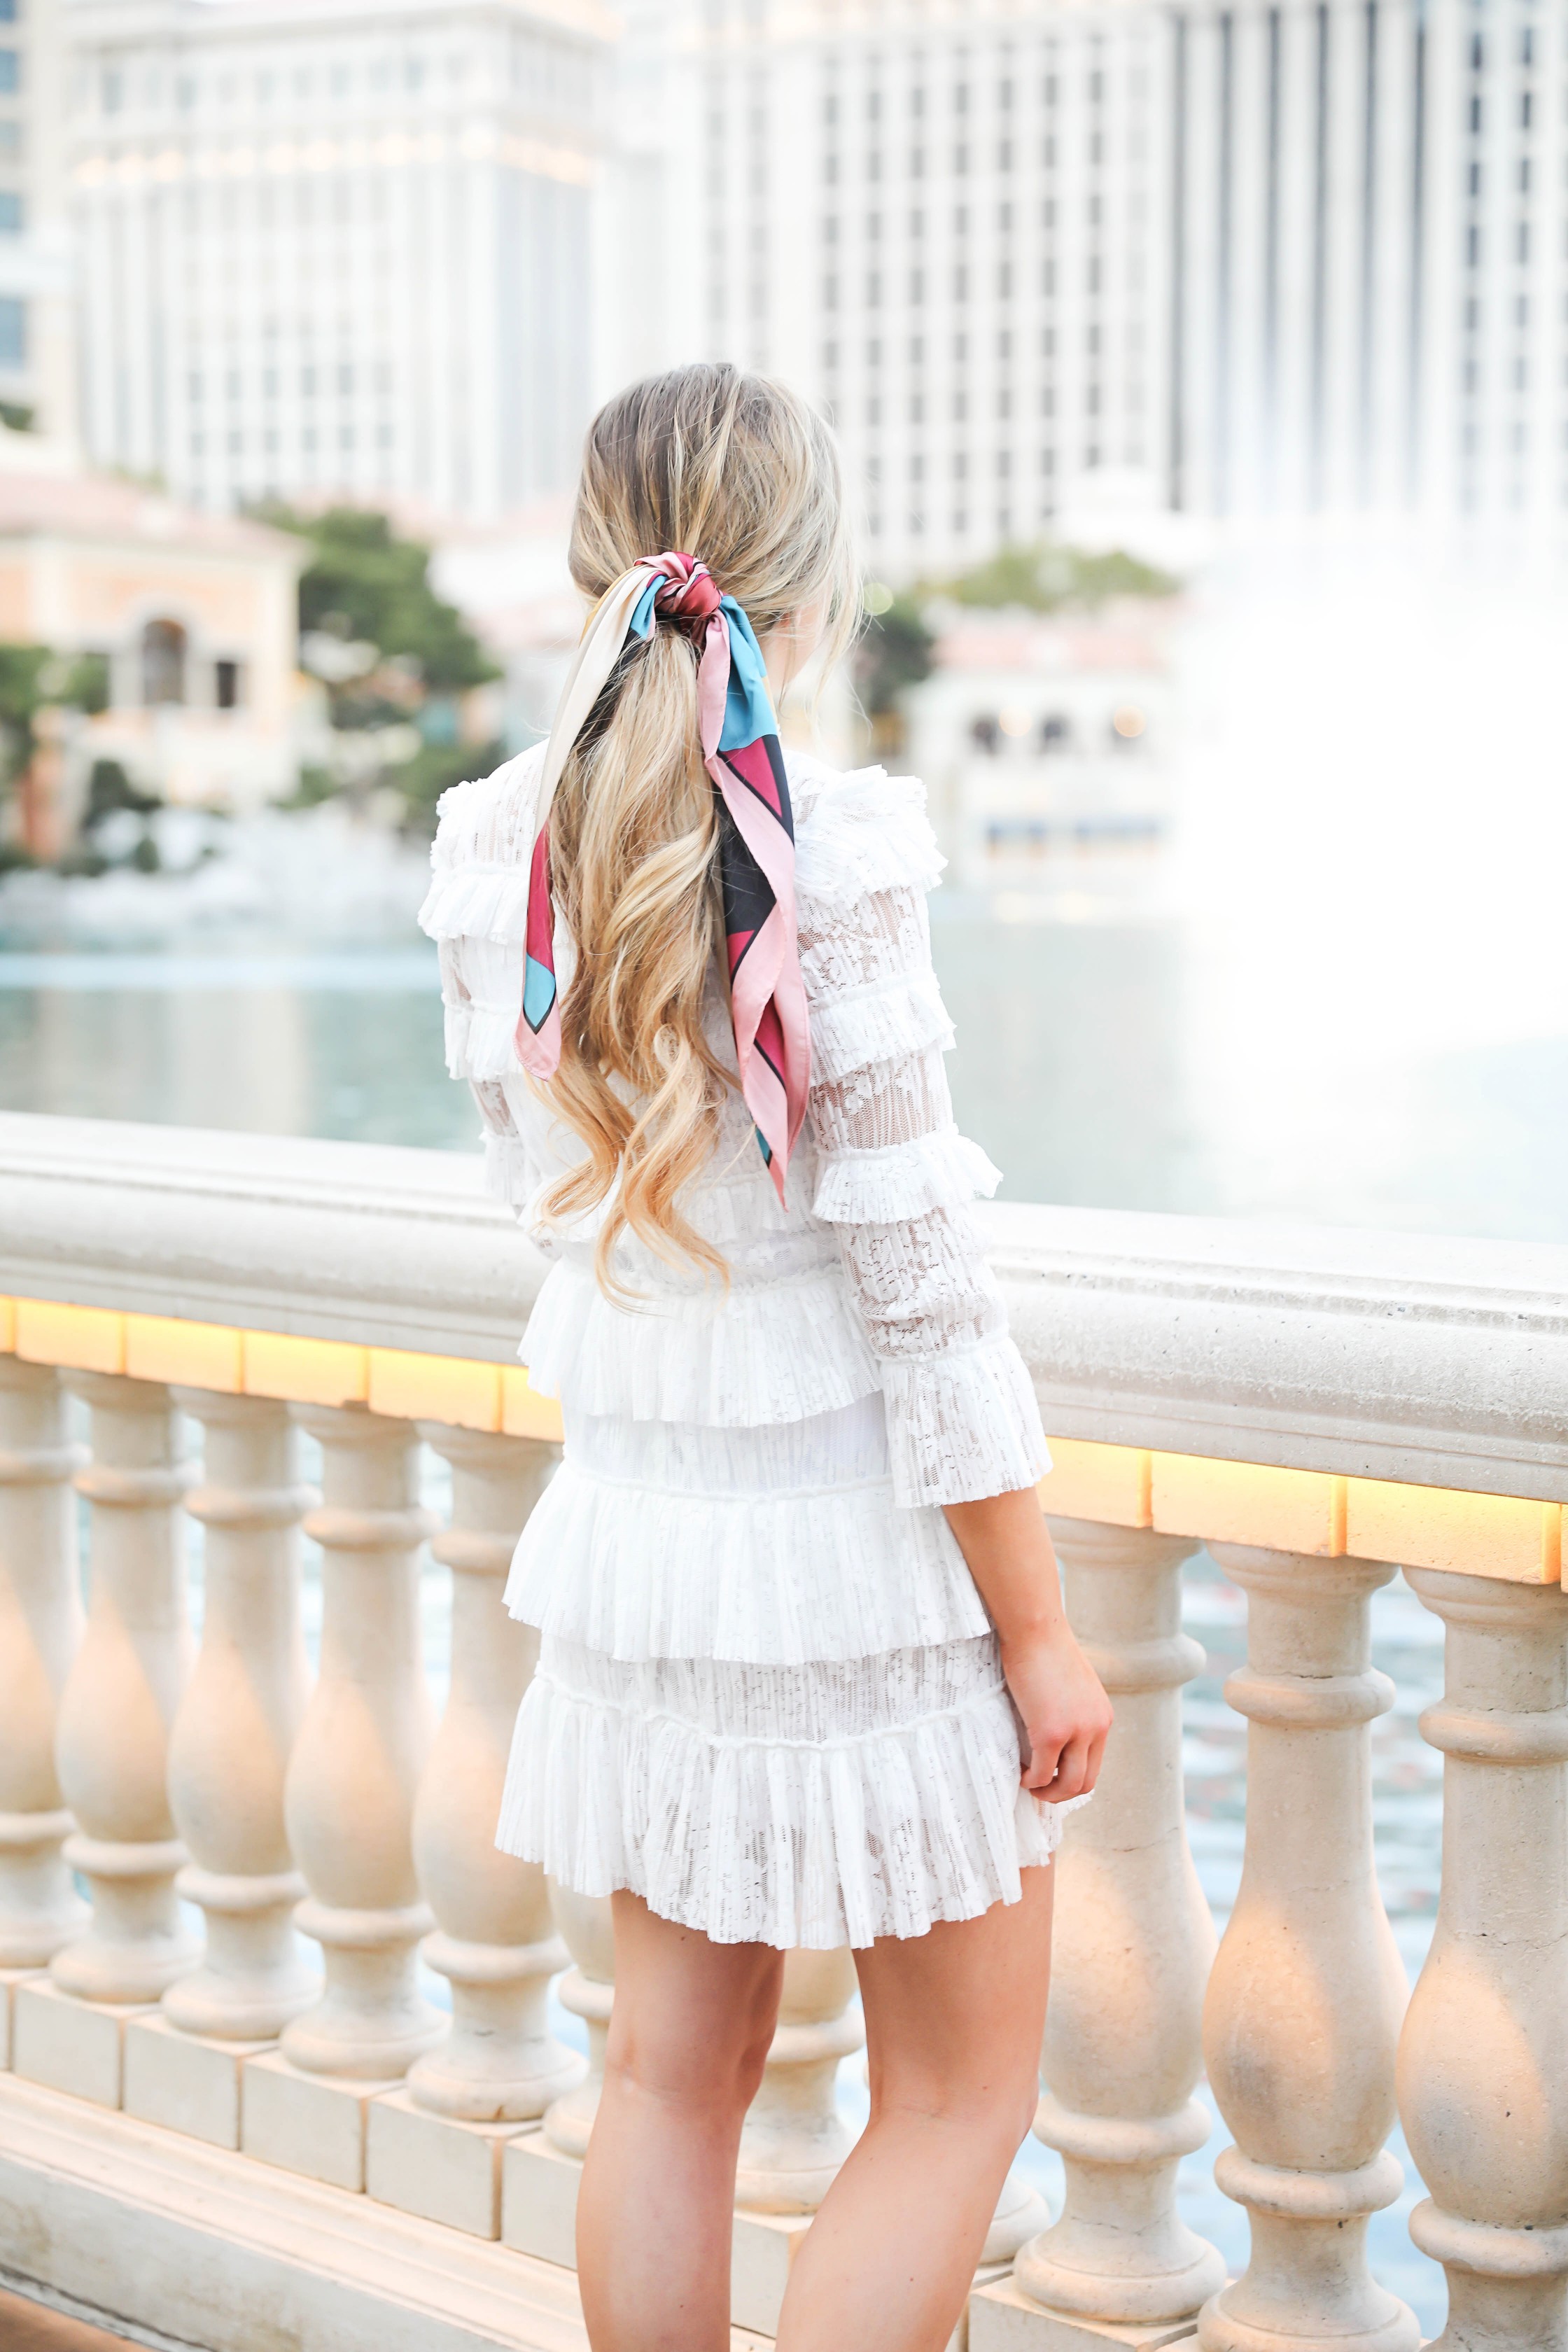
top-left (518, 552), bottom-right (808, 1201)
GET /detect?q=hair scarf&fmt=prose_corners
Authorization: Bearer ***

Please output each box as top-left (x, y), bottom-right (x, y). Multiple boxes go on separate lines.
top-left (517, 552), bottom-right (809, 1203)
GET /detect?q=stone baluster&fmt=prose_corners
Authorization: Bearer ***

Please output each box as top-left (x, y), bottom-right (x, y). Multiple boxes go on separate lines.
top-left (734, 1946), bottom-right (863, 2214)
top-left (501, 1884), bottom-right (615, 2268)
top-left (50, 1375), bottom-right (197, 2005)
top-left (279, 1405), bottom-right (440, 2077)
top-left (1198, 1546), bottom-right (1418, 2352)
top-left (1009, 1521), bottom-right (1226, 2339)
top-left (727, 1946), bottom-right (865, 2337)
top-left (405, 1427), bottom-right (580, 2121)
top-left (0, 1360), bottom-right (88, 2008)
top-left (365, 1428), bottom-right (583, 2237)
top-left (242, 1405), bottom-right (440, 2190)
top-left (540, 1884), bottom-right (615, 2160)
top-left (15, 1376), bottom-right (198, 2108)
top-left (160, 1393), bottom-right (318, 2043)
top-left (1397, 1569), bottom-right (1568, 2352)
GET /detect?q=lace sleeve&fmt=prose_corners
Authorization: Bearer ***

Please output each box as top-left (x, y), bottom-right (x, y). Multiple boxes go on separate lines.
top-left (799, 854), bottom-right (1050, 1510)
top-left (419, 749), bottom-right (550, 1228)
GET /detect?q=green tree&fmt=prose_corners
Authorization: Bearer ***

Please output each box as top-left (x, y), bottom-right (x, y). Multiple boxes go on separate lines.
top-left (259, 504), bottom-right (503, 831)
top-left (941, 539), bottom-right (1180, 612)
top-left (0, 647), bottom-right (121, 867)
top-left (855, 594), bottom-right (936, 719)
top-left (263, 503), bottom-right (500, 692)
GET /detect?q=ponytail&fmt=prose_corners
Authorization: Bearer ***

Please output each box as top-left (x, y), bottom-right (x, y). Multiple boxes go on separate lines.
top-left (534, 363), bottom-right (858, 1295)
top-left (540, 625), bottom-right (732, 1296)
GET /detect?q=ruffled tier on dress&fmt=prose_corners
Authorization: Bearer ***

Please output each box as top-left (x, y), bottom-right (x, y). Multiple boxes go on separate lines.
top-left (498, 1633), bottom-right (1074, 1950)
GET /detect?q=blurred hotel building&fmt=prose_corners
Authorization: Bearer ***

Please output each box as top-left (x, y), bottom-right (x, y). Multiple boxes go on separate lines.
top-left (0, 424), bottom-right (303, 840)
top-left (903, 600), bottom-right (1178, 893)
top-left (0, 0), bottom-right (75, 440)
top-left (61, 0), bottom-right (611, 519)
top-left (643, 0), bottom-right (1567, 576)
top-left (39, 0), bottom-right (1567, 569)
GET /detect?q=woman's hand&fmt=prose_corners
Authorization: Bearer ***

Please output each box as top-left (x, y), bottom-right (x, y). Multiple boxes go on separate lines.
top-left (1002, 1620), bottom-right (1112, 1801)
top-left (943, 1484), bottom-right (1114, 1801)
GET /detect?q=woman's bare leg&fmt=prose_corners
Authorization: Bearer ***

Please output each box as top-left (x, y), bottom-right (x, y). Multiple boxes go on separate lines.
top-left (774, 1865), bottom-right (1054, 2352)
top-left (575, 1891), bottom-right (784, 2352)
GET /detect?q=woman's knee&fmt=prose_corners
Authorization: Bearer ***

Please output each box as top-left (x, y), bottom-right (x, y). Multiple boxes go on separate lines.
top-left (606, 1964), bottom-right (780, 2115)
top-left (869, 2040), bottom-right (1040, 2152)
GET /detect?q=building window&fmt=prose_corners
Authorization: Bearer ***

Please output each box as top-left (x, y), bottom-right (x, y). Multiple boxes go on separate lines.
top-left (141, 620), bottom-right (188, 708)
top-left (0, 1), bottom-right (16, 23)
top-left (0, 50), bottom-right (18, 94)
top-left (0, 190), bottom-right (22, 234)
top-left (0, 295), bottom-right (23, 367)
top-left (214, 659), bottom-right (244, 710)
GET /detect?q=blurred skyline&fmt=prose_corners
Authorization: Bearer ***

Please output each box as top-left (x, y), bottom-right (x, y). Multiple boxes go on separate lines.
top-left (0, 0), bottom-right (1558, 570)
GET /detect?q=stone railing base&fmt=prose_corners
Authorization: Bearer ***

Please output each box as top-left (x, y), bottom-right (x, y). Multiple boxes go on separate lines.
top-left (0, 2069), bottom-right (1021, 2351)
top-left (0, 2072), bottom-right (780, 2352)
top-left (971, 2274), bottom-right (1200, 2349)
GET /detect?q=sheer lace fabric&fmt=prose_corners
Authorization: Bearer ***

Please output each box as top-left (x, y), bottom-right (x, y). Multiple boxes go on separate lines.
top-left (498, 1633), bottom-right (1072, 1950)
top-left (421, 746), bottom-right (1067, 1947)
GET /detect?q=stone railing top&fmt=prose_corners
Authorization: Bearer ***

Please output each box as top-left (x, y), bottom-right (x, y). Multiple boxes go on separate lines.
top-left (0, 1111), bottom-right (541, 1366)
top-left (1, 1110), bottom-right (1564, 1504)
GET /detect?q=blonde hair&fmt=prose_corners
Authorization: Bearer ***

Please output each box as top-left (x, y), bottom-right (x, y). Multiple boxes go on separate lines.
top-left (538, 363), bottom-right (858, 1296)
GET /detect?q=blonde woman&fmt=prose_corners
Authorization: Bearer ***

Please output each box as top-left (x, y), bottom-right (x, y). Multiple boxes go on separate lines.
top-left (421, 363), bottom-right (1111, 2352)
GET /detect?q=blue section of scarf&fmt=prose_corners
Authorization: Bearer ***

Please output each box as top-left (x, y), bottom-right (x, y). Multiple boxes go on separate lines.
top-left (626, 580), bottom-right (778, 755)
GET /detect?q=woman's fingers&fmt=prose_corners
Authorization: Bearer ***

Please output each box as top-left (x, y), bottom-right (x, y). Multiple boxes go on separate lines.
top-left (1023, 1726), bottom-right (1099, 1799)
top-left (1049, 1736), bottom-right (1093, 1800)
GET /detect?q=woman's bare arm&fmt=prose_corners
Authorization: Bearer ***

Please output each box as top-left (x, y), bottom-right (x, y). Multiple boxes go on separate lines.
top-left (944, 1488), bottom-right (1112, 1801)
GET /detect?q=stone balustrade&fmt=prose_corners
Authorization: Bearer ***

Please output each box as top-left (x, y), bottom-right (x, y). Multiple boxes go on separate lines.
top-left (0, 1112), bottom-right (1564, 2352)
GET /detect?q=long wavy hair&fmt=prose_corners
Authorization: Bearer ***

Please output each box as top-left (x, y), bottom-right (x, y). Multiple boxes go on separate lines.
top-left (537, 363), bottom-right (859, 1296)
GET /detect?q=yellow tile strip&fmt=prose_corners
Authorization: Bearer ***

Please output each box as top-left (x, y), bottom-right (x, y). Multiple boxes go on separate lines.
top-left (1, 1298), bottom-right (562, 1442)
top-left (1, 1298), bottom-right (1560, 1583)
top-left (1036, 1432), bottom-right (1562, 1586)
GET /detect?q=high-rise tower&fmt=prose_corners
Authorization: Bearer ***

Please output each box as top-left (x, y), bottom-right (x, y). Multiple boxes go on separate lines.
top-left (63, 0), bottom-right (611, 516)
top-left (640, 0), bottom-right (1567, 573)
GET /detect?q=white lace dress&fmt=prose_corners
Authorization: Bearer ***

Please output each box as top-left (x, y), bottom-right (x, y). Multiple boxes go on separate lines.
top-left (421, 743), bottom-right (1079, 1949)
